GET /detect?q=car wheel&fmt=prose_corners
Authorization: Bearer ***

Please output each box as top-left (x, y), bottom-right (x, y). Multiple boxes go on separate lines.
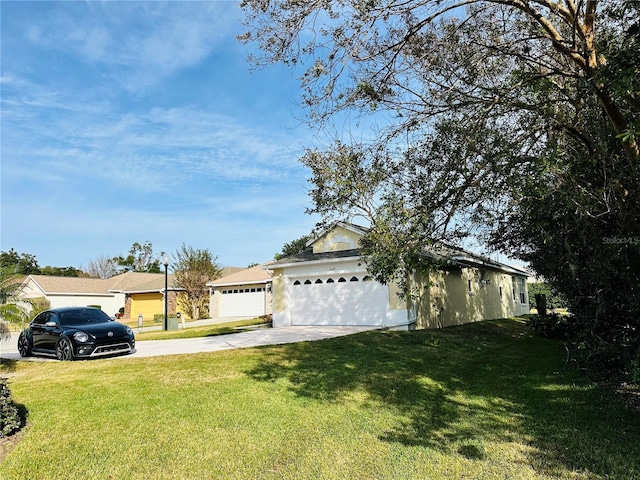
top-left (17, 331), bottom-right (32, 357)
top-left (56, 337), bottom-right (75, 361)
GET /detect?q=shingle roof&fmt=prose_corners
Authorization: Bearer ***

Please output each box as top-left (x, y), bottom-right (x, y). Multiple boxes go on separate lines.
top-left (271, 249), bottom-right (361, 267)
top-left (24, 271), bottom-right (180, 295)
top-left (107, 272), bottom-right (169, 291)
top-left (208, 263), bottom-right (273, 287)
top-left (25, 275), bottom-right (108, 295)
top-left (272, 242), bottom-right (528, 277)
top-left (115, 274), bottom-right (178, 293)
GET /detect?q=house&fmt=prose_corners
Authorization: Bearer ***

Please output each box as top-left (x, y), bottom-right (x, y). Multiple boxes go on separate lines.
top-left (18, 274), bottom-right (127, 317)
top-left (207, 263), bottom-right (273, 319)
top-left (108, 273), bottom-right (183, 321)
top-left (18, 272), bottom-right (182, 321)
top-left (269, 222), bottom-right (529, 329)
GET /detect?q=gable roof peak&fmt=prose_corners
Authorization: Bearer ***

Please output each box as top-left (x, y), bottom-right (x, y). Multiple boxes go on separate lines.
top-left (307, 220), bottom-right (369, 248)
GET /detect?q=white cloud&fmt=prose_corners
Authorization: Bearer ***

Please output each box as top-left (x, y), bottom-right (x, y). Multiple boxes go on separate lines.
top-left (22, 2), bottom-right (239, 91)
top-left (0, 1), bottom-right (319, 270)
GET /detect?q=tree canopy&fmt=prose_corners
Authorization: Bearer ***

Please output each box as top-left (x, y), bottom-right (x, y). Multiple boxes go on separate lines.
top-left (172, 245), bottom-right (222, 320)
top-left (241, 0), bottom-right (640, 379)
top-left (112, 241), bottom-right (163, 274)
top-left (0, 249), bottom-right (83, 277)
top-left (274, 234), bottom-right (313, 259)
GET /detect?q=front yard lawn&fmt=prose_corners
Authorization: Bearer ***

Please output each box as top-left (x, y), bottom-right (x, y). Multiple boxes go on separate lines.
top-left (134, 317), bottom-right (269, 341)
top-left (1, 319), bottom-right (639, 479)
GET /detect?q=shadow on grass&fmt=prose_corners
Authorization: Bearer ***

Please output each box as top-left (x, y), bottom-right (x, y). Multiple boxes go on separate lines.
top-left (0, 359), bottom-right (19, 373)
top-left (246, 319), bottom-right (640, 478)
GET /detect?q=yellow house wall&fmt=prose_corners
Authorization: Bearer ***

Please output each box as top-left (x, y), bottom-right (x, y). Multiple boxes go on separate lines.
top-left (410, 268), bottom-right (528, 329)
top-left (312, 225), bottom-right (362, 253)
top-left (272, 267), bottom-right (286, 314)
top-left (388, 281), bottom-right (405, 311)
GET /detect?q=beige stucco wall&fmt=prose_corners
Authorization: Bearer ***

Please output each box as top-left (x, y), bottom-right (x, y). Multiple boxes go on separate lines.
top-left (271, 267), bottom-right (286, 315)
top-left (388, 280), bottom-right (405, 311)
top-left (411, 267), bottom-right (529, 329)
top-left (312, 225), bottom-right (362, 253)
top-left (18, 279), bottom-right (124, 316)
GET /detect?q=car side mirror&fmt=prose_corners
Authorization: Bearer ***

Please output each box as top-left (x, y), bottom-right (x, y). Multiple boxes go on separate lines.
top-left (45, 321), bottom-right (59, 328)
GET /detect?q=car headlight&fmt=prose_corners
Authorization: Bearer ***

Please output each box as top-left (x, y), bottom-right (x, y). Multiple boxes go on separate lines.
top-left (73, 332), bottom-right (89, 343)
top-left (125, 326), bottom-right (133, 336)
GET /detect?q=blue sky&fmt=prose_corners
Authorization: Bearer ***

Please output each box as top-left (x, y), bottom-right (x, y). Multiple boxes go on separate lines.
top-left (1, 1), bottom-right (323, 270)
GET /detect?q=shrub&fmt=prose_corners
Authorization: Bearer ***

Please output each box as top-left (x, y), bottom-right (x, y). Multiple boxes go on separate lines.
top-left (526, 313), bottom-right (575, 340)
top-left (0, 322), bottom-right (10, 342)
top-left (0, 379), bottom-right (24, 437)
top-left (527, 282), bottom-right (569, 310)
top-left (153, 314), bottom-right (178, 323)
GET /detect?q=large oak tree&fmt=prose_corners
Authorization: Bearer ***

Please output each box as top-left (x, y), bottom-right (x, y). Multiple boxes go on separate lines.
top-left (241, 1), bottom-right (640, 378)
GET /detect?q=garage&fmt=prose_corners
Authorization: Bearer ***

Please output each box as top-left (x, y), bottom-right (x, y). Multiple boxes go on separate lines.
top-left (219, 287), bottom-right (267, 317)
top-left (290, 273), bottom-right (388, 326)
top-left (129, 293), bottom-right (163, 321)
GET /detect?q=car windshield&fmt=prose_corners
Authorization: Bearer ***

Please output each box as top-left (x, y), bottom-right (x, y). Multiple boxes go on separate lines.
top-left (58, 309), bottom-right (111, 326)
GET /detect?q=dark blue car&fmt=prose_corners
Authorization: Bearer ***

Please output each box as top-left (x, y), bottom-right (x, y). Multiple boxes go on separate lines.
top-left (17, 307), bottom-right (135, 360)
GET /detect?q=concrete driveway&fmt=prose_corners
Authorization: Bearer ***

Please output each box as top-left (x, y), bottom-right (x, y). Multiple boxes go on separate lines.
top-left (0, 326), bottom-right (378, 362)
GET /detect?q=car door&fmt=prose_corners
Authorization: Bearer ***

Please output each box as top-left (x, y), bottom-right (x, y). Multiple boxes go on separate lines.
top-left (30, 312), bottom-right (50, 350)
top-left (40, 312), bottom-right (63, 351)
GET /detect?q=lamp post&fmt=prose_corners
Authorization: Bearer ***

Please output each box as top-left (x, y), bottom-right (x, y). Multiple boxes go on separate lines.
top-left (163, 255), bottom-right (169, 331)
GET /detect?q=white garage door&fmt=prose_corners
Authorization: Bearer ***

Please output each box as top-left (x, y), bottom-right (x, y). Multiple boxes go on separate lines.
top-left (290, 274), bottom-right (387, 326)
top-left (220, 290), bottom-right (265, 317)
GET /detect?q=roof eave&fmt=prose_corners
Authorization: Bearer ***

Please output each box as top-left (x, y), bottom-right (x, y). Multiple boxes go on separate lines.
top-left (207, 279), bottom-right (271, 288)
top-left (272, 255), bottom-right (362, 269)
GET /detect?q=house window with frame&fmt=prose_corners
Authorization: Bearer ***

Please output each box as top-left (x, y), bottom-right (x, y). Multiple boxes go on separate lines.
top-left (518, 278), bottom-right (527, 304)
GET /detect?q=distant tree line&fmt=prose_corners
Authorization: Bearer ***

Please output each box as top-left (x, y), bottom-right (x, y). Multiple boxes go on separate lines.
top-left (0, 249), bottom-right (84, 277)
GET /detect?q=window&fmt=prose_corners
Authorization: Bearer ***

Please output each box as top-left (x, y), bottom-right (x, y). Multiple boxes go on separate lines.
top-left (326, 278), bottom-right (334, 283)
top-left (338, 277), bottom-right (347, 283)
top-left (363, 276), bottom-right (373, 282)
top-left (304, 280), bottom-right (312, 285)
top-left (467, 279), bottom-right (473, 293)
top-left (32, 312), bottom-right (49, 325)
top-left (294, 280), bottom-right (301, 285)
top-left (518, 278), bottom-right (527, 304)
top-left (350, 276), bottom-right (359, 282)
top-left (315, 279), bottom-right (323, 284)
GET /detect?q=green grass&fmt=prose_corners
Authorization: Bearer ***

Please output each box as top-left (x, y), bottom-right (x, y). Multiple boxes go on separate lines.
top-left (1, 319), bottom-right (639, 479)
top-left (133, 318), bottom-right (269, 341)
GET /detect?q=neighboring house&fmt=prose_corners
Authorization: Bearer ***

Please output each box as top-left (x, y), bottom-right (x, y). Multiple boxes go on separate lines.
top-left (18, 274), bottom-right (125, 316)
top-left (108, 273), bottom-right (183, 322)
top-left (207, 263), bottom-right (273, 319)
top-left (18, 272), bottom-right (183, 321)
top-left (269, 222), bottom-right (529, 329)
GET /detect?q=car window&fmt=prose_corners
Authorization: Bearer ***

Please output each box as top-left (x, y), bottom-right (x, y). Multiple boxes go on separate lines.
top-left (32, 312), bottom-right (49, 325)
top-left (59, 309), bottom-right (111, 326)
